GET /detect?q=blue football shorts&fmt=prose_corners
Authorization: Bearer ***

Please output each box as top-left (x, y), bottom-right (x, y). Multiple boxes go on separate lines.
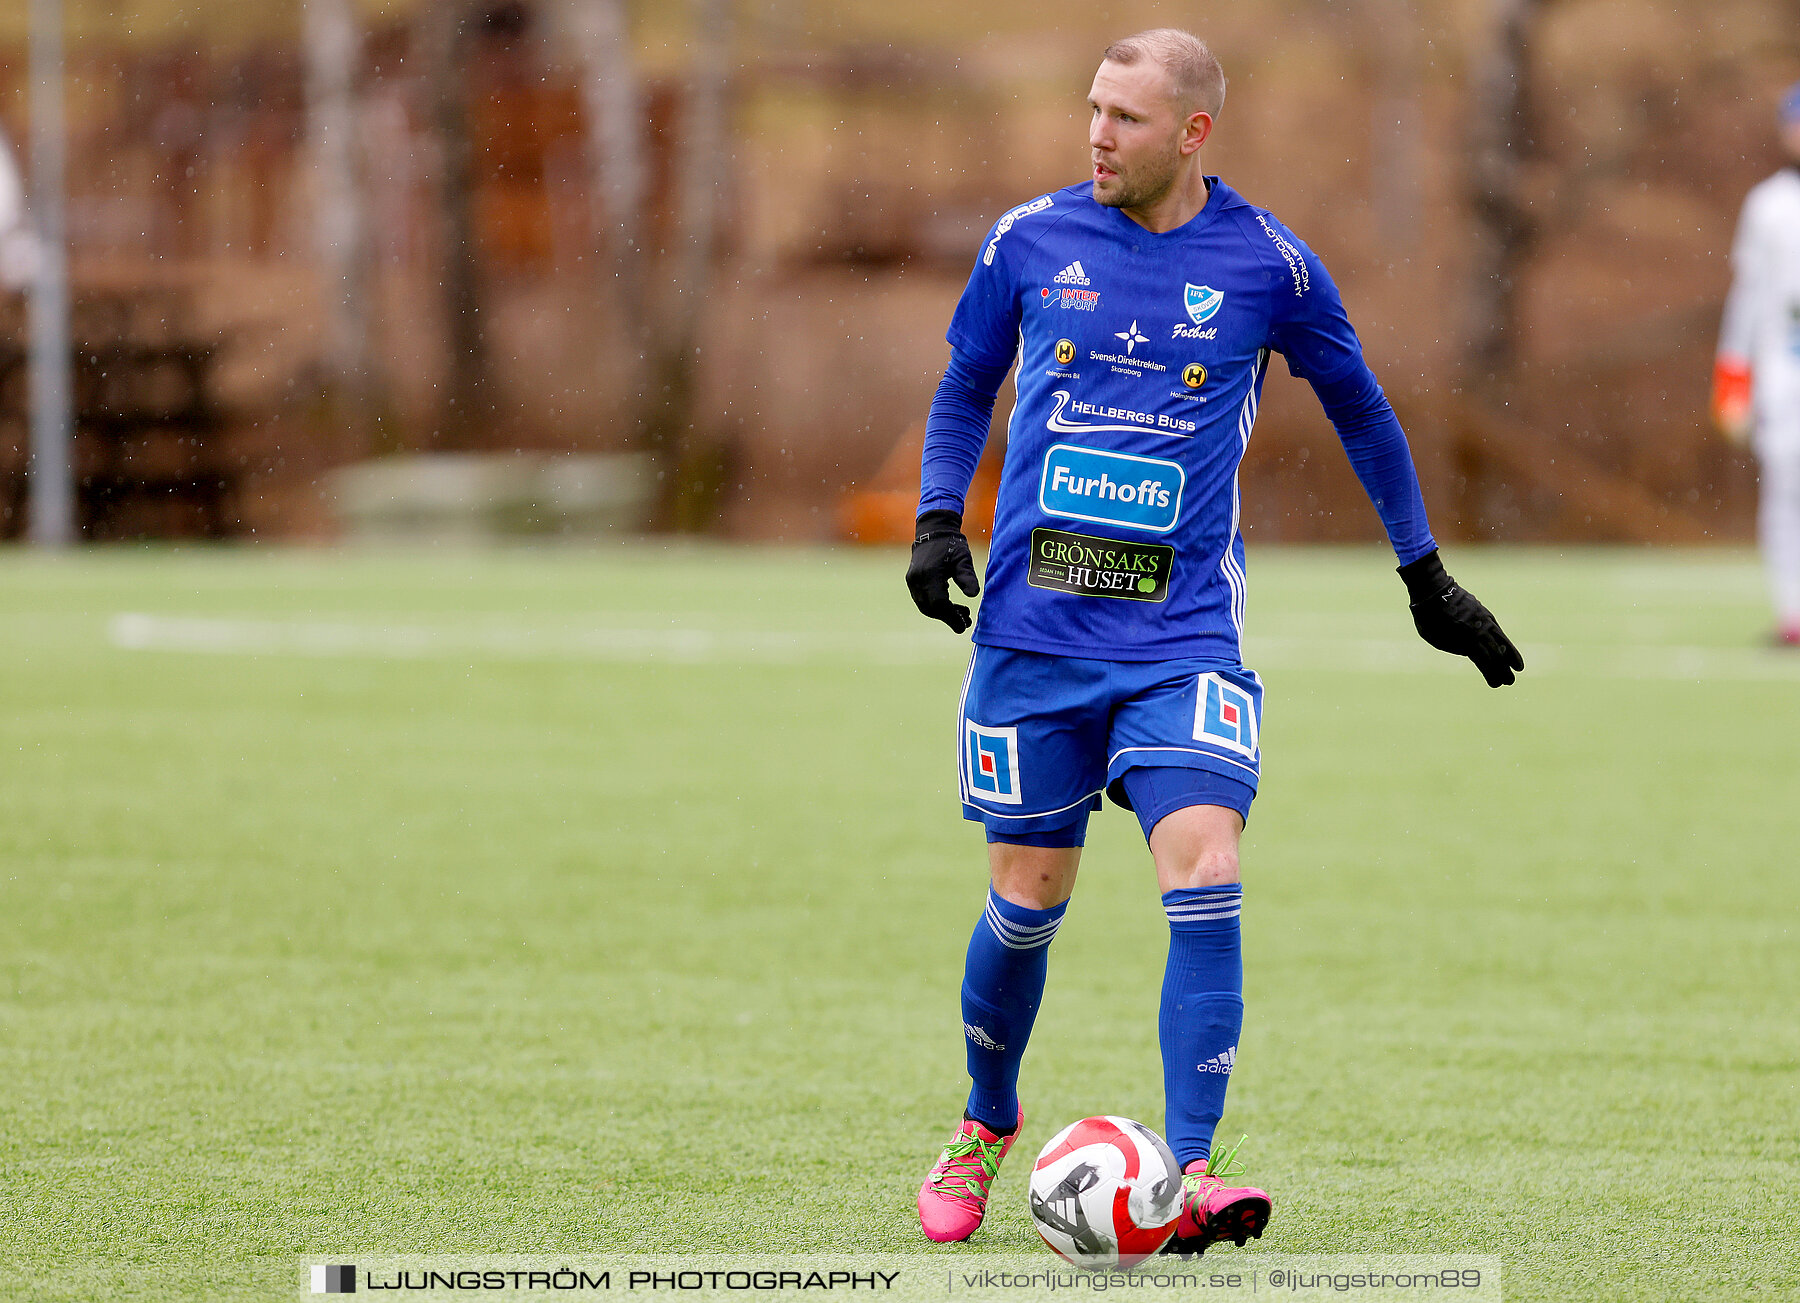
top-left (957, 645), bottom-right (1263, 846)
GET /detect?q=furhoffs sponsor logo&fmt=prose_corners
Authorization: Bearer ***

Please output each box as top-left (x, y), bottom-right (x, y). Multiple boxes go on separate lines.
top-left (1039, 444), bottom-right (1184, 533)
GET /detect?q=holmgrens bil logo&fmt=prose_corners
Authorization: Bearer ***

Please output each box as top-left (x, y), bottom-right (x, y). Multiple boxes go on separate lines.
top-left (1183, 363), bottom-right (1207, 390)
top-left (1055, 339), bottom-right (1077, 365)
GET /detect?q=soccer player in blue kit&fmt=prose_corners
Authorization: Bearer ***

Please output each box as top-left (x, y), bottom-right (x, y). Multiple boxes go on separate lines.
top-left (906, 30), bottom-right (1524, 1254)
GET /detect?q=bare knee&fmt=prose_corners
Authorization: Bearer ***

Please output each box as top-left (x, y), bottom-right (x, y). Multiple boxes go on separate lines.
top-left (988, 842), bottom-right (1081, 910)
top-left (1162, 845), bottom-right (1240, 890)
top-left (1148, 803), bottom-right (1244, 893)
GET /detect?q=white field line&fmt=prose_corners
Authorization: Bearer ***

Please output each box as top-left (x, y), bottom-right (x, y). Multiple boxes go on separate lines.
top-left (105, 612), bottom-right (1800, 681)
top-left (107, 613), bottom-right (958, 665)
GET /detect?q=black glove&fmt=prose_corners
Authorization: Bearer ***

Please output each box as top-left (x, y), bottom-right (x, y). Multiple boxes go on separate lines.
top-left (906, 509), bottom-right (980, 634)
top-left (1397, 549), bottom-right (1524, 687)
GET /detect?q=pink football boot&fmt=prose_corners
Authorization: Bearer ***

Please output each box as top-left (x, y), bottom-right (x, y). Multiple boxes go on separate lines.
top-left (1161, 1136), bottom-right (1272, 1257)
top-left (917, 1111), bottom-right (1022, 1243)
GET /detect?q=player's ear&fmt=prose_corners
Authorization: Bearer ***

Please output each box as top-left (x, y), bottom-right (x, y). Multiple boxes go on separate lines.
top-left (1181, 111), bottom-right (1213, 155)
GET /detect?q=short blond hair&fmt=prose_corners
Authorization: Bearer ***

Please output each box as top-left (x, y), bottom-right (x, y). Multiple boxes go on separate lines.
top-left (1102, 28), bottom-right (1226, 118)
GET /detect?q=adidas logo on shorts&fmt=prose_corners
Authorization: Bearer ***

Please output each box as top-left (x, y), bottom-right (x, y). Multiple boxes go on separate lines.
top-left (1053, 261), bottom-right (1091, 285)
top-left (1197, 1046), bottom-right (1236, 1075)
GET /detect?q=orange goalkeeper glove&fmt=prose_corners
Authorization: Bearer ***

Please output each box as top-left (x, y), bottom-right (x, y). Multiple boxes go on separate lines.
top-left (1711, 357), bottom-right (1752, 446)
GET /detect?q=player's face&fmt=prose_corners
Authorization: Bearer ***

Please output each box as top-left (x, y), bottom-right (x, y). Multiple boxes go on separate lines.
top-left (1087, 60), bottom-right (1196, 211)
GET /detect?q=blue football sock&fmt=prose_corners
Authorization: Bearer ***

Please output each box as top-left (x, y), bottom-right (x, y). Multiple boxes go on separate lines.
top-left (1160, 884), bottom-right (1244, 1170)
top-left (961, 888), bottom-right (1067, 1134)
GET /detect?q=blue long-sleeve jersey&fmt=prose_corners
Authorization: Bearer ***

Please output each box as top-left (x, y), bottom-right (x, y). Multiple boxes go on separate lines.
top-left (920, 178), bottom-right (1435, 664)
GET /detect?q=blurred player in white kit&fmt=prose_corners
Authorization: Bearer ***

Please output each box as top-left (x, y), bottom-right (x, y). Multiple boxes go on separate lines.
top-left (1714, 82), bottom-right (1800, 646)
top-left (0, 124), bottom-right (39, 291)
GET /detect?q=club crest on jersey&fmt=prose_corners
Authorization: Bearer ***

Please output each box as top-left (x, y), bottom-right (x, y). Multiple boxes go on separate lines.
top-left (965, 722), bottom-right (1022, 804)
top-left (1185, 284), bottom-right (1224, 325)
top-left (1193, 672), bottom-right (1260, 759)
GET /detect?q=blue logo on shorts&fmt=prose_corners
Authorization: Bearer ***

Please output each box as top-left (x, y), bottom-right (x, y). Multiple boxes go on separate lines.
top-left (1194, 673), bottom-right (1259, 759)
top-left (1039, 444), bottom-right (1184, 533)
top-left (965, 722), bottom-right (1022, 805)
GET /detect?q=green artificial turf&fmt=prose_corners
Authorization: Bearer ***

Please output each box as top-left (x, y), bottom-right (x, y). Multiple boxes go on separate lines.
top-left (1, 545), bottom-right (1796, 1301)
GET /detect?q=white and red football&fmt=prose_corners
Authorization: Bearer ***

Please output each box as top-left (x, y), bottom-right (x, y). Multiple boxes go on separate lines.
top-left (1026, 1115), bottom-right (1183, 1269)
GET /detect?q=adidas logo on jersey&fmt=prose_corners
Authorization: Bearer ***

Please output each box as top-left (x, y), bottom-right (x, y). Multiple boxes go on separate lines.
top-left (964, 1022), bottom-right (1006, 1051)
top-left (1197, 1047), bottom-right (1236, 1075)
top-left (1053, 261), bottom-right (1091, 286)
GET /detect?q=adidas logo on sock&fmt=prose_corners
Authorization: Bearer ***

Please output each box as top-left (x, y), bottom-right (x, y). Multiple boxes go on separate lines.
top-left (963, 1022), bottom-right (1005, 1051)
top-left (1197, 1046), bottom-right (1236, 1075)
top-left (1053, 260), bottom-right (1090, 285)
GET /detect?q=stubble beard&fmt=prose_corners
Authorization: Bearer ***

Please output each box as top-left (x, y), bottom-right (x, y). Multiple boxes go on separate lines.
top-left (1094, 138), bottom-right (1182, 212)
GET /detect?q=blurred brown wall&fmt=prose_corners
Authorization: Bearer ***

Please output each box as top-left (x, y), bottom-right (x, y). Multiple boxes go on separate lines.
top-left (0, 0), bottom-right (1796, 541)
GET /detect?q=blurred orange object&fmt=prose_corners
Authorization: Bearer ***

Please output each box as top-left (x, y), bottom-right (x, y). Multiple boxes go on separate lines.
top-left (1711, 356), bottom-right (1753, 446)
top-left (840, 421), bottom-right (999, 543)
